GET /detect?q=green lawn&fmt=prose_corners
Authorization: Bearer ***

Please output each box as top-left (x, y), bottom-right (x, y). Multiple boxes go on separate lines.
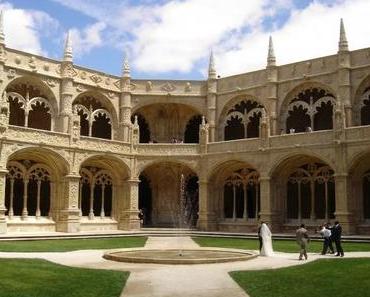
top-left (231, 258), bottom-right (370, 297)
top-left (0, 258), bottom-right (127, 297)
top-left (192, 236), bottom-right (370, 253)
top-left (0, 236), bottom-right (147, 252)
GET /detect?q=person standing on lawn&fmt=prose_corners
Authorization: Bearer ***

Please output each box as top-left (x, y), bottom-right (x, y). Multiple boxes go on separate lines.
top-left (296, 224), bottom-right (310, 260)
top-left (318, 224), bottom-right (334, 255)
top-left (332, 221), bottom-right (344, 257)
top-left (259, 222), bottom-right (274, 256)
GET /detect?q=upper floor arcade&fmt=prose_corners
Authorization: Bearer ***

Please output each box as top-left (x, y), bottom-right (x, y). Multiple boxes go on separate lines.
top-left (0, 18), bottom-right (369, 148)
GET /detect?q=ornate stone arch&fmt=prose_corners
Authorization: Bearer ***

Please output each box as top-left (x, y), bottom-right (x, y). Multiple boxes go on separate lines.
top-left (353, 75), bottom-right (370, 126)
top-left (132, 103), bottom-right (201, 143)
top-left (137, 159), bottom-right (199, 178)
top-left (7, 161), bottom-right (27, 179)
top-left (208, 159), bottom-right (261, 182)
top-left (93, 169), bottom-right (113, 186)
top-left (270, 153), bottom-right (336, 223)
top-left (72, 91), bottom-right (118, 139)
top-left (218, 95), bottom-right (266, 140)
top-left (27, 163), bottom-right (52, 182)
top-left (5, 76), bottom-right (58, 130)
top-left (268, 151), bottom-right (335, 178)
top-left (279, 82), bottom-right (336, 133)
top-left (78, 154), bottom-right (131, 183)
top-left (6, 147), bottom-right (70, 178)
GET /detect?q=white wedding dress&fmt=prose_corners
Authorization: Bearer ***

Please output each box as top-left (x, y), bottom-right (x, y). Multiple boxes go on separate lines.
top-left (260, 223), bottom-right (274, 256)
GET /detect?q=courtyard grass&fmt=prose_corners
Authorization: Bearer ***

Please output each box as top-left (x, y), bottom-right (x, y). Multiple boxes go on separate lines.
top-left (0, 236), bottom-right (147, 252)
top-left (192, 236), bottom-right (370, 253)
top-left (0, 258), bottom-right (127, 297)
top-left (230, 258), bottom-right (370, 297)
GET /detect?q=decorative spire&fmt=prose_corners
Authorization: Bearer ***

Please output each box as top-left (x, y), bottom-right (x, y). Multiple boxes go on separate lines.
top-left (122, 53), bottom-right (130, 77)
top-left (63, 30), bottom-right (73, 62)
top-left (208, 50), bottom-right (216, 79)
top-left (0, 11), bottom-right (5, 45)
top-left (338, 18), bottom-right (348, 52)
top-left (201, 115), bottom-right (206, 126)
top-left (267, 36), bottom-right (276, 67)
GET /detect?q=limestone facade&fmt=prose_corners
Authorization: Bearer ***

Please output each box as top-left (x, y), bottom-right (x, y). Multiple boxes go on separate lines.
top-left (1, 19), bottom-right (370, 234)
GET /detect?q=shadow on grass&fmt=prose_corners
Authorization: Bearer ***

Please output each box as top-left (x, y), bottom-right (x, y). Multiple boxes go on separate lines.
top-left (230, 258), bottom-right (370, 297)
top-left (192, 236), bottom-right (370, 253)
top-left (0, 236), bottom-right (147, 252)
top-left (0, 258), bottom-right (128, 297)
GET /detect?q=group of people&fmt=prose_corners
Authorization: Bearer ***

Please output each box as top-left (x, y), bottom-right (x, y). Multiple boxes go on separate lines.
top-left (257, 221), bottom-right (344, 260)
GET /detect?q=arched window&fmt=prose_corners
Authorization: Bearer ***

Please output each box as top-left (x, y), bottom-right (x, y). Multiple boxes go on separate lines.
top-left (362, 171), bottom-right (370, 219)
top-left (79, 167), bottom-right (113, 219)
top-left (360, 88), bottom-right (370, 126)
top-left (224, 99), bottom-right (264, 140)
top-left (184, 175), bottom-right (199, 226)
top-left (287, 163), bottom-right (335, 221)
top-left (5, 164), bottom-right (24, 218)
top-left (184, 115), bottom-right (202, 143)
top-left (7, 90), bottom-right (53, 131)
top-left (28, 98), bottom-right (52, 130)
top-left (223, 168), bottom-right (260, 220)
top-left (73, 97), bottom-right (112, 140)
top-left (139, 174), bottom-right (152, 225)
top-left (91, 110), bottom-right (112, 139)
top-left (5, 161), bottom-right (52, 219)
top-left (285, 88), bottom-right (335, 133)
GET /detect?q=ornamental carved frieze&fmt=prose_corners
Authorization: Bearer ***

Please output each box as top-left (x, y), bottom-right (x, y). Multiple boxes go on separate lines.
top-left (0, 46), bottom-right (7, 63)
top-left (105, 77), bottom-right (112, 86)
top-left (90, 74), bottom-right (102, 85)
top-left (45, 78), bottom-right (57, 88)
top-left (28, 57), bottom-right (37, 71)
top-left (76, 84), bottom-right (86, 93)
top-left (161, 82), bottom-right (176, 92)
top-left (113, 80), bottom-right (121, 90)
top-left (108, 92), bottom-right (118, 100)
top-left (79, 71), bottom-right (87, 80)
top-left (7, 68), bottom-right (17, 79)
top-left (146, 81), bottom-right (153, 91)
top-left (14, 56), bottom-right (21, 65)
top-left (185, 82), bottom-right (192, 92)
top-left (59, 64), bottom-right (78, 78)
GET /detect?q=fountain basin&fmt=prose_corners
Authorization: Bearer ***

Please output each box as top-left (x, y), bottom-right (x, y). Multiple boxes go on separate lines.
top-left (103, 247), bottom-right (257, 264)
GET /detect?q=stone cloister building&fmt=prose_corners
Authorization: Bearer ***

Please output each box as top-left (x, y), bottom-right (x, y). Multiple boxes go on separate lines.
top-left (0, 18), bottom-right (370, 235)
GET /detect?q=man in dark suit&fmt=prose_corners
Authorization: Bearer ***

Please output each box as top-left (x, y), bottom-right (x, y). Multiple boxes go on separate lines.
top-left (331, 221), bottom-right (344, 257)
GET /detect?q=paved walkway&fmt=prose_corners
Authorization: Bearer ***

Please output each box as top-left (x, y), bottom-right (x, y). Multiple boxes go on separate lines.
top-left (1, 236), bottom-right (370, 297)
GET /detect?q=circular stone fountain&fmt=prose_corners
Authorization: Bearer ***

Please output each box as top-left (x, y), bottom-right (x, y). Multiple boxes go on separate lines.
top-left (103, 247), bottom-right (257, 264)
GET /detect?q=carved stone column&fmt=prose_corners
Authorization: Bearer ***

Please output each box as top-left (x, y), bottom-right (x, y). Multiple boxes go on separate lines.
top-left (118, 178), bottom-right (140, 230)
top-left (60, 64), bottom-right (74, 133)
top-left (0, 169), bottom-right (8, 233)
top-left (119, 92), bottom-right (132, 142)
top-left (259, 176), bottom-right (280, 231)
top-left (119, 57), bottom-right (132, 142)
top-left (334, 173), bottom-right (355, 234)
top-left (197, 179), bottom-right (217, 231)
top-left (207, 81), bottom-right (217, 142)
top-left (199, 116), bottom-right (209, 154)
top-left (56, 174), bottom-right (80, 233)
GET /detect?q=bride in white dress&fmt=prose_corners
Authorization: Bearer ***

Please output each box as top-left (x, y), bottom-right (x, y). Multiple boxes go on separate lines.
top-left (260, 223), bottom-right (274, 256)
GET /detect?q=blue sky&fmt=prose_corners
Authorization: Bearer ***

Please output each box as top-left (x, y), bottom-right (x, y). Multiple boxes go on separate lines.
top-left (1, 0), bottom-right (370, 79)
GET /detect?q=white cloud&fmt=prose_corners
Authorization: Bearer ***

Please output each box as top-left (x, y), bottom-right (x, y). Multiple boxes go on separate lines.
top-left (1, 2), bottom-right (59, 56)
top-left (70, 22), bottom-right (106, 57)
top-left (215, 0), bottom-right (370, 77)
top-left (50, 0), bottom-right (370, 78)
